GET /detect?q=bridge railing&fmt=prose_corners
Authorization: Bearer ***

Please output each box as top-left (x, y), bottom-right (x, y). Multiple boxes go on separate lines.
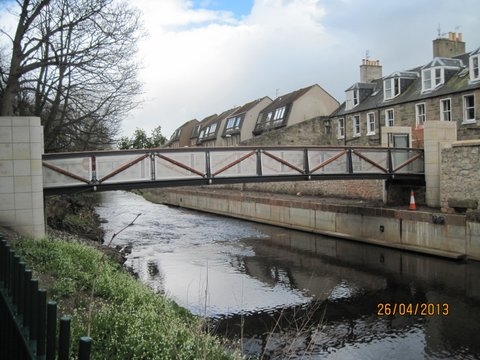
top-left (42, 146), bottom-right (424, 194)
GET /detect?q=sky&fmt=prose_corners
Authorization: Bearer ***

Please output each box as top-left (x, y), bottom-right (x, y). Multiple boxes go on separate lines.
top-left (1, 0), bottom-right (480, 139)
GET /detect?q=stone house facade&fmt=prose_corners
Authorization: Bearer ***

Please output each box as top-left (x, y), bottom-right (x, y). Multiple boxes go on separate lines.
top-left (330, 34), bottom-right (480, 149)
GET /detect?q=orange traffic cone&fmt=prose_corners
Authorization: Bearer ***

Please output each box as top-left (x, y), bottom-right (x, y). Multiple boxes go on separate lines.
top-left (409, 190), bottom-right (417, 211)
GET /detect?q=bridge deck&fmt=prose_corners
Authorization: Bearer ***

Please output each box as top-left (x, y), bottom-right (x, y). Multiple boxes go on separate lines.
top-left (42, 146), bottom-right (425, 194)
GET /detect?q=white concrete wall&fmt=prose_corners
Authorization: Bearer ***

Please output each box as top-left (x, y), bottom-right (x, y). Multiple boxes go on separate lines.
top-left (160, 189), bottom-right (479, 260)
top-left (0, 117), bottom-right (45, 238)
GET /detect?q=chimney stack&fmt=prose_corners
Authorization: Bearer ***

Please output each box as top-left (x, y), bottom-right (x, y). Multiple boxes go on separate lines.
top-left (360, 59), bottom-right (382, 83)
top-left (433, 32), bottom-right (465, 58)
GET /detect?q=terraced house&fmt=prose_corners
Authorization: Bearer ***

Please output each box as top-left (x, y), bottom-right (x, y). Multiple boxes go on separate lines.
top-left (167, 119), bottom-right (199, 148)
top-left (253, 84), bottom-right (339, 136)
top-left (330, 33), bottom-right (480, 148)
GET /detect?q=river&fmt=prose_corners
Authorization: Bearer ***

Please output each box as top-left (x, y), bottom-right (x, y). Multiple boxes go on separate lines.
top-left (96, 190), bottom-right (480, 359)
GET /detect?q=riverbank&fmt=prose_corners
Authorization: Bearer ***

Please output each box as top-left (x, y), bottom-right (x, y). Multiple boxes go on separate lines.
top-left (139, 187), bottom-right (480, 261)
top-left (1, 226), bottom-right (241, 359)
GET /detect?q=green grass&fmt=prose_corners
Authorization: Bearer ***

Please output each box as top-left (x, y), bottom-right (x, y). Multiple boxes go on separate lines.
top-left (11, 237), bottom-right (240, 360)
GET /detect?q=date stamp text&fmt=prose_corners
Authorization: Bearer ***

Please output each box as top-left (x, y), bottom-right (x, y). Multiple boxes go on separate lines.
top-left (377, 303), bottom-right (449, 316)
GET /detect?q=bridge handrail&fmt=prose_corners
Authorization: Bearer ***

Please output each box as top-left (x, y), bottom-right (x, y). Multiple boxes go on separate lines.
top-left (42, 145), bottom-right (422, 159)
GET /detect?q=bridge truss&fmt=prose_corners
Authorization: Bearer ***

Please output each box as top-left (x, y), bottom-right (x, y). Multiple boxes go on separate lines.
top-left (42, 146), bottom-right (425, 194)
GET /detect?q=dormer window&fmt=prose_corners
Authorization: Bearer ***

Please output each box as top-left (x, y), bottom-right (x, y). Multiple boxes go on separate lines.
top-left (422, 67), bottom-right (443, 92)
top-left (170, 128), bottom-right (181, 140)
top-left (384, 77), bottom-right (400, 100)
top-left (226, 116), bottom-right (242, 131)
top-left (192, 125), bottom-right (201, 137)
top-left (225, 115), bottom-right (243, 136)
top-left (345, 88), bottom-right (360, 110)
top-left (470, 54), bottom-right (479, 82)
top-left (421, 58), bottom-right (463, 92)
top-left (353, 90), bottom-right (359, 106)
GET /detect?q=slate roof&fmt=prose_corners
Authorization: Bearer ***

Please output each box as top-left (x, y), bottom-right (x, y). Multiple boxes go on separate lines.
top-left (227, 96), bottom-right (271, 117)
top-left (258, 85), bottom-right (315, 115)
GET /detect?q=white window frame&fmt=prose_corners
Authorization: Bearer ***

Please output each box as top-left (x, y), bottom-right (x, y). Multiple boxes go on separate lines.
top-left (422, 67), bottom-right (444, 92)
top-left (367, 112), bottom-right (376, 135)
top-left (440, 98), bottom-right (452, 121)
top-left (337, 118), bottom-right (345, 139)
top-left (226, 116), bottom-right (242, 131)
top-left (274, 106), bottom-right (286, 120)
top-left (463, 94), bottom-right (476, 123)
top-left (226, 117), bottom-right (236, 129)
top-left (353, 89), bottom-right (359, 106)
top-left (470, 54), bottom-right (480, 82)
top-left (385, 109), bottom-right (394, 127)
top-left (208, 123), bottom-right (217, 135)
top-left (384, 78), bottom-right (401, 100)
top-left (352, 115), bottom-right (361, 137)
top-left (415, 103), bottom-right (426, 126)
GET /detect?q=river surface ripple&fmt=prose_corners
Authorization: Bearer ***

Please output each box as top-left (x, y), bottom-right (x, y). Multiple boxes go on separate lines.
top-left (96, 191), bottom-right (480, 359)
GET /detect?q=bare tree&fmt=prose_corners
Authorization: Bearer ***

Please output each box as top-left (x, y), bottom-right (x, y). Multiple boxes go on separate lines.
top-left (0, 0), bottom-right (144, 151)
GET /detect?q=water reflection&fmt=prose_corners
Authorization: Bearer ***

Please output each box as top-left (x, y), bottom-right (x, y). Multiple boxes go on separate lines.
top-left (97, 191), bottom-right (480, 359)
top-left (215, 231), bottom-right (480, 359)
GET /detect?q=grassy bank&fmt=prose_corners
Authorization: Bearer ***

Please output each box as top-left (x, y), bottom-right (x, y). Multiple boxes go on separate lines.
top-left (10, 236), bottom-right (240, 360)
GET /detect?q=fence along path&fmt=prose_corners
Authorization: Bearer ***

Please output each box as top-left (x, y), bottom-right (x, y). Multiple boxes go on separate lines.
top-left (0, 234), bottom-right (92, 360)
top-left (42, 146), bottom-right (425, 194)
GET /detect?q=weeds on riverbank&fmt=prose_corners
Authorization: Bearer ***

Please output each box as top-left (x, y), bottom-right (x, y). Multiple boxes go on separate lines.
top-left (11, 237), bottom-right (240, 360)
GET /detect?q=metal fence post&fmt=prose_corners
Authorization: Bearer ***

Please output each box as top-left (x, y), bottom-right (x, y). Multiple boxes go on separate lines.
top-left (59, 315), bottom-right (71, 360)
top-left (46, 301), bottom-right (57, 360)
top-left (29, 279), bottom-right (38, 342)
top-left (78, 337), bottom-right (92, 360)
top-left (23, 269), bottom-right (32, 330)
top-left (37, 289), bottom-right (47, 357)
top-left (18, 262), bottom-right (26, 318)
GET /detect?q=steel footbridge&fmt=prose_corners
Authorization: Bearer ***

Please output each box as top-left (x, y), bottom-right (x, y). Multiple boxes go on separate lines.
top-left (42, 146), bottom-right (425, 195)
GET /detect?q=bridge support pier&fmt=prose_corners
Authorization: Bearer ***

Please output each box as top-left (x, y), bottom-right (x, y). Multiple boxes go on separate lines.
top-left (0, 117), bottom-right (45, 238)
top-left (423, 121), bottom-right (457, 208)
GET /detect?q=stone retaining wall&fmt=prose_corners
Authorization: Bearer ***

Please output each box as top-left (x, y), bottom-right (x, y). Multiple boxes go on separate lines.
top-left (440, 140), bottom-right (480, 214)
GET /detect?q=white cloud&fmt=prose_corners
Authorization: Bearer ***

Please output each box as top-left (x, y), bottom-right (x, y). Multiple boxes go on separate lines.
top-left (128, 0), bottom-right (337, 138)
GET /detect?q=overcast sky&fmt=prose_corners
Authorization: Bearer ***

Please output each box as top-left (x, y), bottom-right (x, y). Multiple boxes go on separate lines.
top-left (128, 0), bottom-right (480, 139)
top-left (2, 0), bottom-right (480, 139)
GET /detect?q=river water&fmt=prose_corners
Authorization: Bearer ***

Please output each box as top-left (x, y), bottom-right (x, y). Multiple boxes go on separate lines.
top-left (96, 191), bottom-right (480, 359)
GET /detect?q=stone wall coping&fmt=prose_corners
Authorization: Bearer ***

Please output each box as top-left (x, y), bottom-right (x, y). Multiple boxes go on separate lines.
top-left (451, 139), bottom-right (480, 147)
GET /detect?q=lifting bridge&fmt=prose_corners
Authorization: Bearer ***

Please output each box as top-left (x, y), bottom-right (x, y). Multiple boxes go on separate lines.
top-left (42, 146), bottom-right (425, 195)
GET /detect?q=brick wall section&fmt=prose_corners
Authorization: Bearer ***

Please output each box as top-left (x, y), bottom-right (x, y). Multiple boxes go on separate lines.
top-left (440, 140), bottom-right (480, 212)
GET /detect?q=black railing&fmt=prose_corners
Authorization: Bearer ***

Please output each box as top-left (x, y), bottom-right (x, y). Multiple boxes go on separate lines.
top-left (0, 234), bottom-right (92, 360)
